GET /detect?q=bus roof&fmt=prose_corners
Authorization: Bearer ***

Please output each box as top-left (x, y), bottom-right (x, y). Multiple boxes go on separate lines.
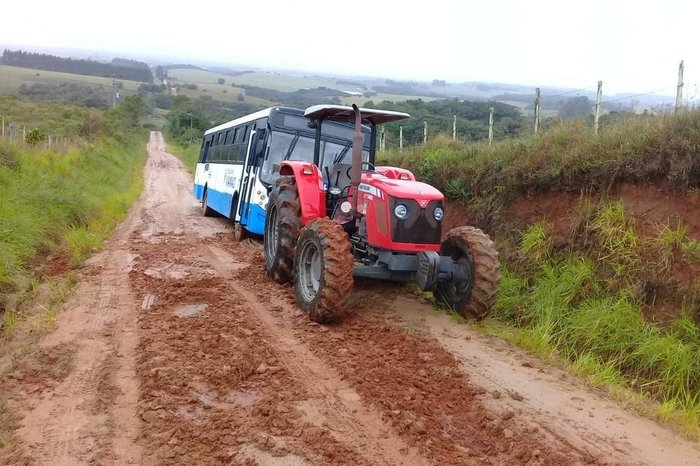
top-left (304, 105), bottom-right (410, 125)
top-left (204, 107), bottom-right (294, 135)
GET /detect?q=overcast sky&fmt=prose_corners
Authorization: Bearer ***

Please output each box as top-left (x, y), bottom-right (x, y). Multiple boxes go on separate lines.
top-left (1, 0), bottom-right (698, 97)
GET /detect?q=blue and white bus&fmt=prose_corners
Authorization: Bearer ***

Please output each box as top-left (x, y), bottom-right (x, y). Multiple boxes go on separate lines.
top-left (193, 106), bottom-right (371, 240)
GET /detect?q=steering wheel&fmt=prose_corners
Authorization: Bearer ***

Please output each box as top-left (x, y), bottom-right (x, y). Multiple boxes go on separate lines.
top-left (345, 161), bottom-right (376, 179)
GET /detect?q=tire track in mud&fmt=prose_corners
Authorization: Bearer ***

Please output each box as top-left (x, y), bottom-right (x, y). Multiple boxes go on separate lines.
top-left (210, 238), bottom-right (595, 466)
top-left (6, 132), bottom-right (699, 465)
top-left (128, 237), bottom-right (401, 465)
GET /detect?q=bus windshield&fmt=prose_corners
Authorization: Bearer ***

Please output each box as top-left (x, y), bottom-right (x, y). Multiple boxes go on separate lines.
top-left (260, 131), bottom-right (369, 185)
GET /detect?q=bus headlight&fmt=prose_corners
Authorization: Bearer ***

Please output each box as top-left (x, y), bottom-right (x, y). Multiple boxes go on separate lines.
top-left (394, 204), bottom-right (409, 220)
top-left (433, 206), bottom-right (444, 221)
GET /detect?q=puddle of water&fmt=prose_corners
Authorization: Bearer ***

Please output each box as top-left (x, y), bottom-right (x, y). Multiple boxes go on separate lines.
top-left (228, 390), bottom-right (261, 407)
top-left (294, 399), bottom-right (326, 427)
top-left (175, 303), bottom-right (208, 317)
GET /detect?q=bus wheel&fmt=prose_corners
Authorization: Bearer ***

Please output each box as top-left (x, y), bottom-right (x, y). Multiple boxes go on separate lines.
top-left (201, 189), bottom-right (215, 217)
top-left (264, 176), bottom-right (300, 283)
top-left (233, 223), bottom-right (248, 242)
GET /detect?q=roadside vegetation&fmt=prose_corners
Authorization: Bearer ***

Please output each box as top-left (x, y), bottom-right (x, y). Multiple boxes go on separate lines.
top-left (0, 95), bottom-right (147, 333)
top-left (381, 110), bottom-right (700, 437)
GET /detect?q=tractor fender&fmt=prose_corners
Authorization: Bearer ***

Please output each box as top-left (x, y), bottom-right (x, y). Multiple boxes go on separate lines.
top-left (279, 161), bottom-right (327, 225)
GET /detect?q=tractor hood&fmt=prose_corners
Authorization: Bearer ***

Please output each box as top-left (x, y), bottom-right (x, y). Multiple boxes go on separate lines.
top-left (361, 173), bottom-right (444, 201)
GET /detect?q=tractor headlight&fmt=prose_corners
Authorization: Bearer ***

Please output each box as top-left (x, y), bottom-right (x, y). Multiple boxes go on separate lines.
top-left (394, 204), bottom-right (409, 220)
top-left (433, 206), bottom-right (444, 222)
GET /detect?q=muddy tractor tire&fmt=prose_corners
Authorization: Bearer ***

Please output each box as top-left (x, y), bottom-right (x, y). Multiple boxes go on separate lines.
top-left (293, 218), bottom-right (354, 323)
top-left (435, 226), bottom-right (500, 320)
top-left (264, 176), bottom-right (301, 283)
top-left (201, 188), bottom-right (215, 217)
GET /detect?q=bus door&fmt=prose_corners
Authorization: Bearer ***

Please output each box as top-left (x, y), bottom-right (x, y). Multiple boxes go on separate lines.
top-left (233, 123), bottom-right (257, 223)
top-left (235, 126), bottom-right (267, 226)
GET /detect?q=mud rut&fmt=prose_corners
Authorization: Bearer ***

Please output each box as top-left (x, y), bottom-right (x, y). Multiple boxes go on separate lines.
top-left (3, 132), bottom-right (700, 465)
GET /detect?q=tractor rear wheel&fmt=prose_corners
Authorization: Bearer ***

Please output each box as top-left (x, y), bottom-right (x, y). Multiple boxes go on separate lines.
top-left (264, 176), bottom-right (301, 283)
top-left (435, 226), bottom-right (500, 320)
top-left (294, 218), bottom-right (354, 323)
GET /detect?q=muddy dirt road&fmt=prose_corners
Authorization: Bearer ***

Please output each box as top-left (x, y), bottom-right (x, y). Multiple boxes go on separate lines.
top-left (2, 132), bottom-right (699, 465)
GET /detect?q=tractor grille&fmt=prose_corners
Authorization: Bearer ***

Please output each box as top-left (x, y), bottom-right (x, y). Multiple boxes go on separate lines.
top-left (389, 197), bottom-right (442, 244)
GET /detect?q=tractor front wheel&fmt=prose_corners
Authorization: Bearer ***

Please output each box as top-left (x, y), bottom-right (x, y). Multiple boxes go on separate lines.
top-left (435, 226), bottom-right (500, 320)
top-left (294, 218), bottom-right (354, 323)
top-left (264, 176), bottom-right (301, 283)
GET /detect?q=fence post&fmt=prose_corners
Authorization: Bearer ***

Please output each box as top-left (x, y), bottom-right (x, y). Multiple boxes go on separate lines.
top-left (675, 60), bottom-right (684, 114)
top-left (594, 80), bottom-right (603, 134)
top-left (1, 117), bottom-right (4, 139)
top-left (534, 88), bottom-right (541, 133)
top-left (423, 121), bottom-right (427, 145)
top-left (452, 114), bottom-right (457, 139)
top-left (23, 126), bottom-right (26, 144)
top-left (488, 107), bottom-right (494, 146)
top-left (399, 126), bottom-right (403, 151)
top-left (379, 126), bottom-right (385, 151)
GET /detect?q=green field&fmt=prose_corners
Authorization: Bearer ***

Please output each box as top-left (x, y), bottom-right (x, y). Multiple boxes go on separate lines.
top-left (0, 65), bottom-right (142, 96)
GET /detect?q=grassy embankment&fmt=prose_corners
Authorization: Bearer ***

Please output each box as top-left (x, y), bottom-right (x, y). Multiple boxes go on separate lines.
top-left (382, 112), bottom-right (700, 436)
top-left (166, 138), bottom-right (199, 174)
top-left (0, 95), bottom-right (147, 335)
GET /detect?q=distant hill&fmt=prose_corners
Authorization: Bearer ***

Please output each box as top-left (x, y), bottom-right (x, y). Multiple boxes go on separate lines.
top-left (1, 49), bottom-right (153, 82)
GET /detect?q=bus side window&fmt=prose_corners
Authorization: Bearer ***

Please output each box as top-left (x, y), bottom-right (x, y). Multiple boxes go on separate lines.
top-left (199, 137), bottom-right (211, 163)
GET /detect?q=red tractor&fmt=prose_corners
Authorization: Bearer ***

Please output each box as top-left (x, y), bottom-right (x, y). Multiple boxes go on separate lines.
top-left (263, 105), bottom-right (500, 322)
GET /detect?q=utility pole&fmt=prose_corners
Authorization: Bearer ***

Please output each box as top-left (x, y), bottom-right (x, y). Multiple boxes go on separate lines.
top-left (534, 88), bottom-right (541, 133)
top-left (423, 121), bottom-right (427, 144)
top-left (676, 60), bottom-right (684, 114)
top-left (594, 80), bottom-right (603, 134)
top-left (399, 126), bottom-right (403, 151)
top-left (452, 114), bottom-right (457, 139)
top-left (488, 107), bottom-right (494, 146)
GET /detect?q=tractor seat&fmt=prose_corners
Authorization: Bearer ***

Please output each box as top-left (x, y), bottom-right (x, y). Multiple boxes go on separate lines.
top-left (328, 163), bottom-right (352, 191)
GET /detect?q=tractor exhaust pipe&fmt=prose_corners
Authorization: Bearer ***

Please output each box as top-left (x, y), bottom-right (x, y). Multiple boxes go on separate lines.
top-left (350, 104), bottom-right (363, 215)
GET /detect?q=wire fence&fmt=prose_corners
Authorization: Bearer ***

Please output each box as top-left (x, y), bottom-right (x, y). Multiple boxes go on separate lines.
top-left (0, 118), bottom-right (74, 150)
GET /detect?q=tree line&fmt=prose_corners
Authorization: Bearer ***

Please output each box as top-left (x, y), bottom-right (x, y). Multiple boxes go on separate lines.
top-left (1, 50), bottom-right (154, 83)
top-left (367, 99), bottom-right (527, 144)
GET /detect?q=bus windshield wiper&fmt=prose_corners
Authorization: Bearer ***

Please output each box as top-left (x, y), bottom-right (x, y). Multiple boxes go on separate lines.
top-left (334, 141), bottom-right (353, 164)
top-left (283, 132), bottom-right (301, 161)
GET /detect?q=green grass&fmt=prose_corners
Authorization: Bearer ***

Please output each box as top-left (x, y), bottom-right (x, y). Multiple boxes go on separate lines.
top-left (164, 136), bottom-right (199, 174)
top-left (0, 97), bottom-right (146, 305)
top-left (492, 216), bottom-right (700, 439)
top-left (381, 111), bottom-right (700, 205)
top-left (0, 136), bottom-right (145, 293)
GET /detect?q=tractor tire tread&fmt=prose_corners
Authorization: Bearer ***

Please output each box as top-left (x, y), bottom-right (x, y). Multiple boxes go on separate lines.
top-left (442, 226), bottom-right (500, 320)
top-left (266, 176), bottom-right (301, 283)
top-left (296, 218), bottom-right (354, 323)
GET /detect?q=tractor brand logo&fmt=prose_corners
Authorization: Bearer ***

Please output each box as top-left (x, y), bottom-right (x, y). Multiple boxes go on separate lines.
top-left (418, 199), bottom-right (430, 208)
